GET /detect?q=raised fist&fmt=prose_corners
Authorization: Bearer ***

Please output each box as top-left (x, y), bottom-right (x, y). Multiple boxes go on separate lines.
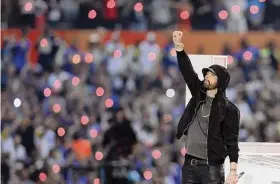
top-left (173, 31), bottom-right (183, 45)
top-left (173, 31), bottom-right (184, 51)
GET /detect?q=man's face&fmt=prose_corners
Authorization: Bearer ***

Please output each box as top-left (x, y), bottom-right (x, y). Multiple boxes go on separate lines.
top-left (203, 71), bottom-right (218, 90)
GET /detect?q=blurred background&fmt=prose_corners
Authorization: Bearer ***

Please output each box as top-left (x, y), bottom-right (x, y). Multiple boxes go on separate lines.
top-left (1, 0), bottom-right (280, 184)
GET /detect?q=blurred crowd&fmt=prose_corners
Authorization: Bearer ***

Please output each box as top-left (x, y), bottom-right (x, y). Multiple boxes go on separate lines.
top-left (1, 27), bottom-right (280, 184)
top-left (1, 0), bottom-right (280, 31)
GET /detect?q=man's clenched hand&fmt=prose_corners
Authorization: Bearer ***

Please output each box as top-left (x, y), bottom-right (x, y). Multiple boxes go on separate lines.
top-left (173, 31), bottom-right (184, 51)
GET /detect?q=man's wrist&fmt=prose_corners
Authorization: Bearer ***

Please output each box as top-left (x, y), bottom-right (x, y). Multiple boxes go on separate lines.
top-left (174, 43), bottom-right (184, 51)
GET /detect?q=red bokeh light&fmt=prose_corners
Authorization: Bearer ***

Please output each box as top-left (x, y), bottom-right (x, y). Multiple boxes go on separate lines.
top-left (231, 5), bottom-right (240, 13)
top-left (85, 53), bottom-right (93, 63)
top-left (52, 164), bottom-right (60, 173)
top-left (24, 2), bottom-right (33, 12)
top-left (72, 76), bottom-right (80, 86)
top-left (113, 49), bottom-right (122, 58)
top-left (53, 104), bottom-right (61, 113)
top-left (96, 87), bottom-right (105, 97)
top-left (218, 10), bottom-right (228, 20)
top-left (95, 151), bottom-right (104, 161)
top-left (107, 0), bottom-right (116, 8)
top-left (94, 178), bottom-right (100, 184)
top-left (134, 2), bottom-right (143, 12)
top-left (143, 170), bottom-right (152, 180)
top-left (81, 115), bottom-right (89, 125)
top-left (53, 79), bottom-right (61, 89)
top-left (39, 172), bottom-right (47, 182)
top-left (228, 55), bottom-right (234, 65)
top-left (105, 98), bottom-right (114, 108)
top-left (148, 52), bottom-right (157, 61)
top-left (90, 128), bottom-right (98, 138)
top-left (180, 10), bottom-right (190, 20)
top-left (243, 51), bottom-right (253, 61)
top-left (72, 54), bottom-right (81, 64)
top-left (250, 5), bottom-right (259, 14)
top-left (40, 38), bottom-right (48, 47)
top-left (88, 10), bottom-right (97, 19)
top-left (152, 149), bottom-right (161, 159)
top-left (44, 88), bottom-right (52, 97)
top-left (57, 127), bottom-right (66, 137)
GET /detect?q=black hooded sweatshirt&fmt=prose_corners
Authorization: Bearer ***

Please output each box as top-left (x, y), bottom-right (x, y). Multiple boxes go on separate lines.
top-left (176, 50), bottom-right (240, 165)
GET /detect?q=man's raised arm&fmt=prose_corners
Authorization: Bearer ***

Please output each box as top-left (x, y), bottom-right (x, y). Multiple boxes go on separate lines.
top-left (173, 31), bottom-right (201, 96)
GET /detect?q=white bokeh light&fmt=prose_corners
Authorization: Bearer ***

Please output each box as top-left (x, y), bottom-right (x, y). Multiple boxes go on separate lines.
top-left (14, 98), bottom-right (21, 108)
top-left (166, 89), bottom-right (175, 98)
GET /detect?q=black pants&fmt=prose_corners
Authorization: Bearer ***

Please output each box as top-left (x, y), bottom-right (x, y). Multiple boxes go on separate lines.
top-left (181, 155), bottom-right (224, 184)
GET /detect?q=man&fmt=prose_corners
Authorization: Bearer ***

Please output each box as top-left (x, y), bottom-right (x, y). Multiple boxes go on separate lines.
top-left (173, 31), bottom-right (240, 184)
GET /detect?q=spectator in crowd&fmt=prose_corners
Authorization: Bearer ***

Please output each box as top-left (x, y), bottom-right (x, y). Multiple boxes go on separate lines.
top-left (1, 29), bottom-right (280, 184)
top-left (35, 27), bottom-right (59, 73)
top-left (8, 28), bottom-right (30, 75)
top-left (234, 38), bottom-right (260, 81)
top-left (188, 0), bottom-right (217, 30)
top-left (2, 0), bottom-right (280, 31)
top-left (224, 0), bottom-right (248, 33)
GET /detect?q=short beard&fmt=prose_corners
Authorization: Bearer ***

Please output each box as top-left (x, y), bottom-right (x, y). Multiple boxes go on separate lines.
top-left (203, 80), bottom-right (217, 90)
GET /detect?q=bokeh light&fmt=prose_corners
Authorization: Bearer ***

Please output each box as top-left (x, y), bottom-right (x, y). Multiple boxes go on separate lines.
top-left (96, 87), bottom-right (105, 97)
top-left (259, 0), bottom-right (266, 2)
top-left (134, 2), bottom-right (143, 12)
top-left (218, 10), bottom-right (228, 20)
top-left (72, 76), bottom-right (80, 86)
top-left (52, 164), bottom-right (60, 173)
top-left (81, 115), bottom-right (89, 125)
top-left (231, 5), bottom-right (240, 13)
top-left (114, 49), bottom-right (122, 58)
top-left (180, 10), bottom-right (190, 20)
top-left (53, 104), bottom-right (61, 113)
top-left (94, 178), bottom-right (100, 184)
top-left (250, 5), bottom-right (259, 14)
top-left (166, 88), bottom-right (175, 98)
top-left (85, 53), bottom-right (93, 63)
top-left (143, 170), bottom-right (152, 180)
top-left (148, 52), bottom-right (157, 61)
top-left (152, 149), bottom-right (161, 159)
top-left (88, 10), bottom-right (97, 19)
top-left (243, 51), bottom-right (253, 61)
top-left (24, 2), bottom-right (33, 12)
top-left (107, 0), bottom-right (116, 8)
top-left (44, 88), bottom-right (52, 97)
top-left (95, 151), bottom-right (104, 161)
top-left (14, 98), bottom-right (21, 108)
top-left (72, 54), bottom-right (81, 64)
top-left (105, 98), bottom-right (114, 108)
top-left (53, 79), bottom-right (61, 89)
top-left (228, 55), bottom-right (234, 65)
top-left (57, 127), bottom-right (65, 137)
top-left (90, 128), bottom-right (98, 138)
top-left (40, 38), bottom-right (48, 47)
top-left (39, 172), bottom-right (47, 182)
